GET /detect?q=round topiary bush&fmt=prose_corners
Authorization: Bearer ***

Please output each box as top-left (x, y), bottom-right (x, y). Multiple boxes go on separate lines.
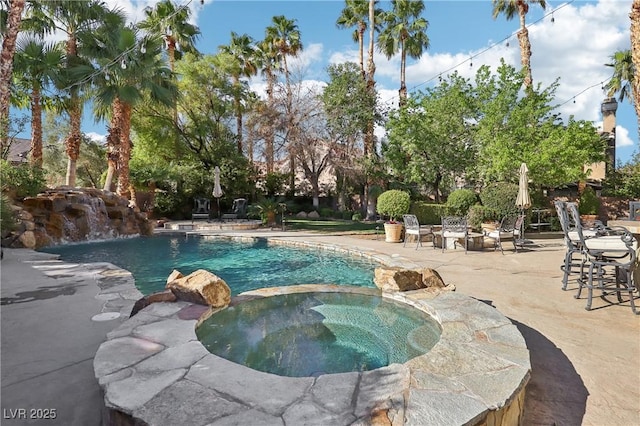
top-left (376, 190), bottom-right (411, 222)
top-left (446, 189), bottom-right (478, 216)
top-left (479, 182), bottom-right (519, 218)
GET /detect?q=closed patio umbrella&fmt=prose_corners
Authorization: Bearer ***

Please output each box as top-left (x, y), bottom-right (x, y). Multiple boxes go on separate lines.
top-left (515, 163), bottom-right (531, 210)
top-left (515, 163), bottom-right (531, 241)
top-left (213, 166), bottom-right (223, 220)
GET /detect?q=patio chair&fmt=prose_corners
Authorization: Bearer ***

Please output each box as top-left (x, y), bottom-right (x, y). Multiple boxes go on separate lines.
top-left (483, 215), bottom-right (522, 254)
top-left (221, 198), bottom-right (248, 221)
top-left (402, 214), bottom-right (433, 250)
top-left (440, 216), bottom-right (471, 254)
top-left (191, 197), bottom-right (211, 222)
top-left (566, 202), bottom-right (639, 314)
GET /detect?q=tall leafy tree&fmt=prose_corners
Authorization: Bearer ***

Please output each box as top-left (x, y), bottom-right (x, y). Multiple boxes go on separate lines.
top-left (384, 71), bottom-right (477, 202)
top-left (323, 62), bottom-right (377, 210)
top-left (492, 0), bottom-right (547, 89)
top-left (377, 0), bottom-right (429, 107)
top-left (137, 0), bottom-right (200, 72)
top-left (28, 0), bottom-right (120, 186)
top-left (474, 61), bottom-right (605, 187)
top-left (12, 38), bottom-right (64, 167)
top-left (265, 15), bottom-right (302, 194)
top-left (218, 32), bottom-right (257, 154)
top-left (605, 50), bottom-right (633, 103)
top-left (0, 0), bottom-right (26, 148)
top-left (87, 26), bottom-right (177, 198)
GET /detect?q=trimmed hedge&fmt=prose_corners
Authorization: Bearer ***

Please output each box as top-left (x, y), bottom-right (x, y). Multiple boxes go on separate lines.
top-left (479, 182), bottom-right (519, 219)
top-left (410, 202), bottom-right (451, 225)
top-left (446, 189), bottom-right (478, 216)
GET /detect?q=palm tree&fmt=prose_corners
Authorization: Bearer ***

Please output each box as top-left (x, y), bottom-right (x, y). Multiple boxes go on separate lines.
top-left (492, 0), bottom-right (547, 88)
top-left (336, 0), bottom-right (370, 78)
top-left (630, 0), bottom-right (640, 130)
top-left (137, 0), bottom-right (200, 72)
top-left (28, 0), bottom-right (120, 186)
top-left (605, 50), bottom-right (633, 103)
top-left (0, 0), bottom-right (26, 148)
top-left (88, 26), bottom-right (177, 199)
top-left (218, 32), bottom-right (257, 154)
top-left (254, 37), bottom-right (281, 173)
top-left (12, 38), bottom-right (64, 167)
top-left (377, 0), bottom-right (429, 107)
top-left (265, 15), bottom-right (303, 194)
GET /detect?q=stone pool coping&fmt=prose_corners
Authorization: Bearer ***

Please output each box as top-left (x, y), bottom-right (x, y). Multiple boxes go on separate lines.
top-left (88, 234), bottom-right (530, 425)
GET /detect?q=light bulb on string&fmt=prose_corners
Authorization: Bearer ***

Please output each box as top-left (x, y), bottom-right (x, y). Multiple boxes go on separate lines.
top-left (469, 58), bottom-right (473, 68)
top-left (166, 26), bottom-right (172, 36)
top-left (506, 40), bottom-right (510, 47)
top-left (105, 72), bottom-right (110, 81)
top-left (140, 44), bottom-right (146, 54)
top-left (121, 58), bottom-right (127, 70)
top-left (551, 13), bottom-right (555, 24)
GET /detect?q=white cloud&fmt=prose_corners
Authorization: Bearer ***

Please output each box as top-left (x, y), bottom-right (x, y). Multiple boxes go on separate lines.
top-left (615, 125), bottom-right (634, 148)
top-left (86, 132), bottom-right (106, 145)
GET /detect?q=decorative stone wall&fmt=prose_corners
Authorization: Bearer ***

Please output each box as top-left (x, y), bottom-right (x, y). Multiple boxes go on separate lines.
top-left (5, 187), bottom-right (152, 249)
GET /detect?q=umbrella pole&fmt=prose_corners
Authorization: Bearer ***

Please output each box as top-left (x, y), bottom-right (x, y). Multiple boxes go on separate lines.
top-left (217, 198), bottom-right (221, 222)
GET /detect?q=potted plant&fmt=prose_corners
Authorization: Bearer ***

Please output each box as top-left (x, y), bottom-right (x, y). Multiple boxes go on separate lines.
top-left (376, 190), bottom-right (411, 242)
top-left (253, 198), bottom-right (280, 227)
top-left (578, 186), bottom-right (600, 226)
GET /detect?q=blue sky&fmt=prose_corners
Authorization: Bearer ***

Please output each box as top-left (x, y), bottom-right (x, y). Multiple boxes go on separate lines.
top-left (17, 0), bottom-right (638, 164)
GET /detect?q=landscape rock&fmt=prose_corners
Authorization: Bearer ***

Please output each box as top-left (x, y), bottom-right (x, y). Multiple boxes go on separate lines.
top-left (166, 269), bottom-right (231, 308)
top-left (373, 267), bottom-right (452, 293)
top-left (307, 211), bottom-right (320, 219)
top-left (296, 211), bottom-right (308, 218)
top-left (4, 187), bottom-right (152, 249)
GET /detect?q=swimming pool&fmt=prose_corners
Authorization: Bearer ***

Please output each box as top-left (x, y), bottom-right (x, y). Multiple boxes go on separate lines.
top-left (41, 234), bottom-right (377, 295)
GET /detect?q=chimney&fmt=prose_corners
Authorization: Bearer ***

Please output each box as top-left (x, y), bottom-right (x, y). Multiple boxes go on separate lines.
top-left (601, 97), bottom-right (618, 174)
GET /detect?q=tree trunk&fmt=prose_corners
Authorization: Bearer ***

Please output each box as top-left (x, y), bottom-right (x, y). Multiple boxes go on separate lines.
top-left (116, 102), bottom-right (132, 198)
top-left (30, 86), bottom-right (43, 167)
top-left (265, 67), bottom-right (275, 174)
top-left (147, 180), bottom-right (157, 215)
top-left (399, 39), bottom-right (407, 107)
top-left (363, 0), bottom-right (377, 217)
top-left (65, 36), bottom-right (82, 187)
top-left (0, 0), bottom-right (25, 149)
top-left (358, 23), bottom-right (366, 79)
top-left (518, 9), bottom-right (533, 88)
top-left (103, 99), bottom-right (122, 191)
top-left (630, 0), bottom-right (640, 135)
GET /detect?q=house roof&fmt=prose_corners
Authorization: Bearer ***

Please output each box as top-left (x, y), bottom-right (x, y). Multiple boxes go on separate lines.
top-left (7, 137), bottom-right (31, 164)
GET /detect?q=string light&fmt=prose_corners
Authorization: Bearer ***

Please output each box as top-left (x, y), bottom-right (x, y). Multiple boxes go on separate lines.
top-left (51, 0), bottom-right (195, 94)
top-left (140, 44), bottom-right (146, 54)
top-left (120, 58), bottom-right (127, 69)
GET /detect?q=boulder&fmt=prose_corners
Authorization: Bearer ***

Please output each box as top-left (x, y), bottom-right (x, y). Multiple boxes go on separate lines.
top-left (166, 269), bottom-right (231, 308)
top-left (307, 211), bottom-right (320, 219)
top-left (373, 267), bottom-right (452, 293)
top-left (296, 211), bottom-right (308, 218)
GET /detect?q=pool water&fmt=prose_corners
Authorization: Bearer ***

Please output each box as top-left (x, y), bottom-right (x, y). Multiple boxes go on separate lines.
top-left (196, 292), bottom-right (442, 377)
top-left (41, 235), bottom-right (376, 295)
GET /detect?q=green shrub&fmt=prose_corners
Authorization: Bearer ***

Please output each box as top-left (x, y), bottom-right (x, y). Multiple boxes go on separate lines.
top-left (319, 207), bottom-right (334, 218)
top-left (446, 189), bottom-right (478, 216)
top-left (376, 190), bottom-right (411, 222)
top-left (1, 193), bottom-right (17, 238)
top-left (341, 210), bottom-right (353, 220)
top-left (479, 182), bottom-right (519, 218)
top-left (578, 186), bottom-right (600, 215)
top-left (410, 202), bottom-right (450, 225)
top-left (467, 205), bottom-right (499, 230)
top-left (0, 160), bottom-right (46, 199)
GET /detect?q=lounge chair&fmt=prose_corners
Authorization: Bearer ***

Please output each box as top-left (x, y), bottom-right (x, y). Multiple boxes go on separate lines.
top-left (191, 198), bottom-right (211, 222)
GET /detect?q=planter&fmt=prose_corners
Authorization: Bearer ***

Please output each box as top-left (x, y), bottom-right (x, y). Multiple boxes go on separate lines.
top-left (384, 223), bottom-right (404, 243)
top-left (580, 214), bottom-right (597, 229)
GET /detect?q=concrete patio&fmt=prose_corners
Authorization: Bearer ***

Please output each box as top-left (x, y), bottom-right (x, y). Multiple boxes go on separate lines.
top-left (1, 229), bottom-right (638, 425)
